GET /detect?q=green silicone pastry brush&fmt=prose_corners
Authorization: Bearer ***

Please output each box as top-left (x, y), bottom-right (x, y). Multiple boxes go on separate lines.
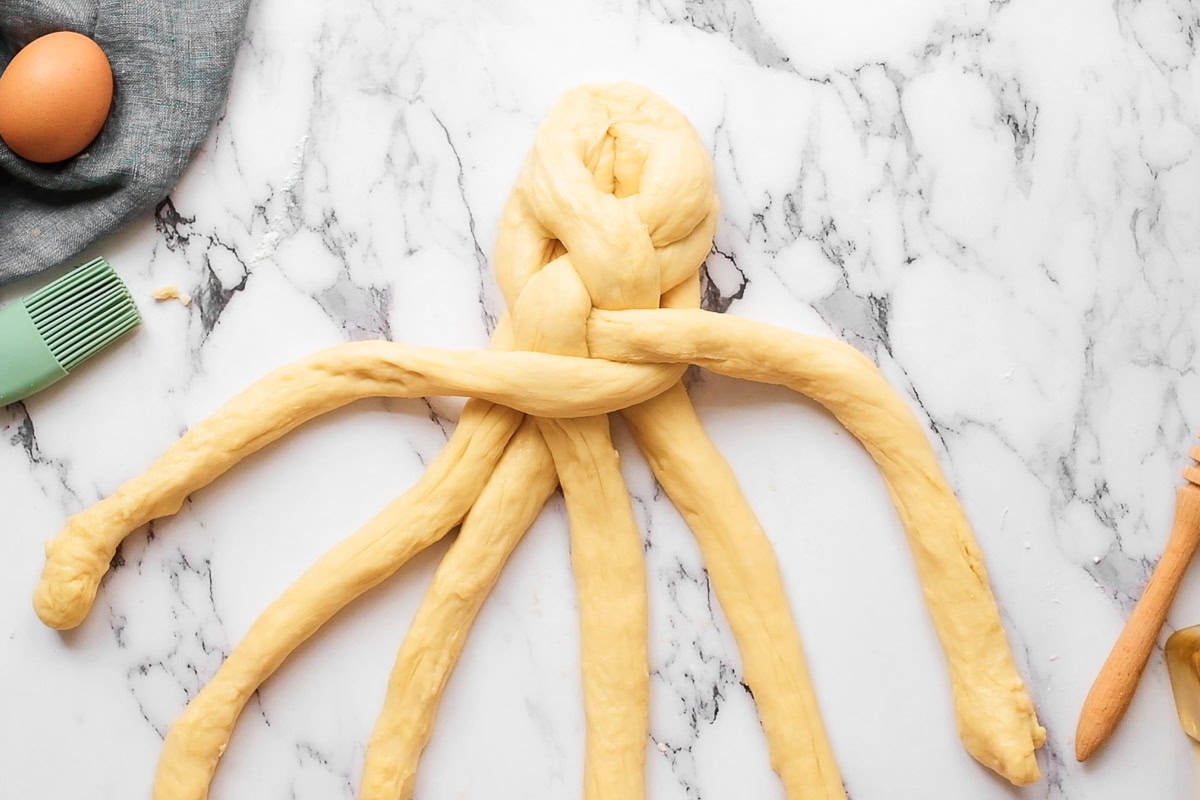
top-left (0, 258), bottom-right (140, 405)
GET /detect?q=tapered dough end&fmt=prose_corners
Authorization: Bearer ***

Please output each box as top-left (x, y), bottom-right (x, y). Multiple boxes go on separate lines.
top-left (33, 575), bottom-right (92, 630)
top-left (958, 689), bottom-right (1046, 785)
top-left (34, 517), bottom-right (110, 629)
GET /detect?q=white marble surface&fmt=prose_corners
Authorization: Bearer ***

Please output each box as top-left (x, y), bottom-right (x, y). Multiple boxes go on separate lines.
top-left (5, 0), bottom-right (1200, 797)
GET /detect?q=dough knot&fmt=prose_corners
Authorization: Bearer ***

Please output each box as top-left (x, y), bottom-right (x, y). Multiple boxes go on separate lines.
top-left (494, 83), bottom-right (719, 362)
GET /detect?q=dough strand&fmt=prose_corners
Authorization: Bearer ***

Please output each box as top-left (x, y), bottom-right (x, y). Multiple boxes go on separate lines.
top-left (33, 343), bottom-right (681, 630)
top-left (590, 307), bottom-right (1047, 783)
top-left (360, 419), bottom-right (558, 800)
top-left (153, 401), bottom-right (521, 800)
top-left (540, 414), bottom-right (651, 800)
top-left (623, 384), bottom-right (847, 799)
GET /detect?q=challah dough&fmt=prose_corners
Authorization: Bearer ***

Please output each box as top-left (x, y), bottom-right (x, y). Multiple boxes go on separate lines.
top-left (36, 83), bottom-right (1043, 800)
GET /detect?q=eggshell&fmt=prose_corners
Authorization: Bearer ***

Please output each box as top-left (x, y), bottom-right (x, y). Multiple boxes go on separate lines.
top-left (0, 31), bottom-right (114, 163)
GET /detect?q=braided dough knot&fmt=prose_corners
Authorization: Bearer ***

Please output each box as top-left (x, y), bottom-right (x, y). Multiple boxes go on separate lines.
top-left (497, 83), bottom-right (717, 370)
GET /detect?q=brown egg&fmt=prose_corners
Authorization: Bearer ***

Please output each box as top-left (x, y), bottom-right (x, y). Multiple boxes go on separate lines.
top-left (0, 31), bottom-right (114, 164)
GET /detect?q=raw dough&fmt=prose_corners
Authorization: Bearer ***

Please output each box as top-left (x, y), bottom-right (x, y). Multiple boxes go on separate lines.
top-left (359, 418), bottom-right (558, 798)
top-left (589, 307), bottom-right (1049, 783)
top-left (152, 285), bottom-right (192, 306)
top-left (35, 83), bottom-right (1044, 800)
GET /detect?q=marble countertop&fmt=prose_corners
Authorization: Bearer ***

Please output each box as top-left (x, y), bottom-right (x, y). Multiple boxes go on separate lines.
top-left (5, 0), bottom-right (1200, 797)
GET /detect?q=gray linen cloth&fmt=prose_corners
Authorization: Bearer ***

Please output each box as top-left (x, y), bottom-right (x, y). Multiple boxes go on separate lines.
top-left (0, 0), bottom-right (251, 284)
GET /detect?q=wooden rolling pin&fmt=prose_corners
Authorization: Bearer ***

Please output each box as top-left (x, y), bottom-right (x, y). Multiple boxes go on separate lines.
top-left (1075, 445), bottom-right (1200, 761)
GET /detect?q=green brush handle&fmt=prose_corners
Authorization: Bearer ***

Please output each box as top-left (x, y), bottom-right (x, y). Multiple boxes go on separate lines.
top-left (0, 300), bottom-right (68, 405)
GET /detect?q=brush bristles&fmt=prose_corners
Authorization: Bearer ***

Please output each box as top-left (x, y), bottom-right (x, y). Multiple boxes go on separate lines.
top-left (24, 258), bottom-right (141, 371)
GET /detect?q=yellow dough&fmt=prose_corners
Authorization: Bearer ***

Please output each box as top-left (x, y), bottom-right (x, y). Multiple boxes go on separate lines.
top-left (32, 344), bottom-right (681, 630)
top-left (152, 285), bottom-right (192, 306)
top-left (34, 83), bottom-right (1044, 799)
top-left (590, 308), bottom-right (1048, 783)
top-left (359, 418), bottom-right (558, 799)
top-left (623, 384), bottom-right (846, 796)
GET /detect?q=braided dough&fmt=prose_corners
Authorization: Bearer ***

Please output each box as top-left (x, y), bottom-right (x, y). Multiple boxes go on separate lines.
top-left (33, 83), bottom-right (1044, 799)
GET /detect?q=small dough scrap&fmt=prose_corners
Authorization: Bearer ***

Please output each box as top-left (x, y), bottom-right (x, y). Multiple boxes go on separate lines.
top-left (152, 285), bottom-right (192, 306)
